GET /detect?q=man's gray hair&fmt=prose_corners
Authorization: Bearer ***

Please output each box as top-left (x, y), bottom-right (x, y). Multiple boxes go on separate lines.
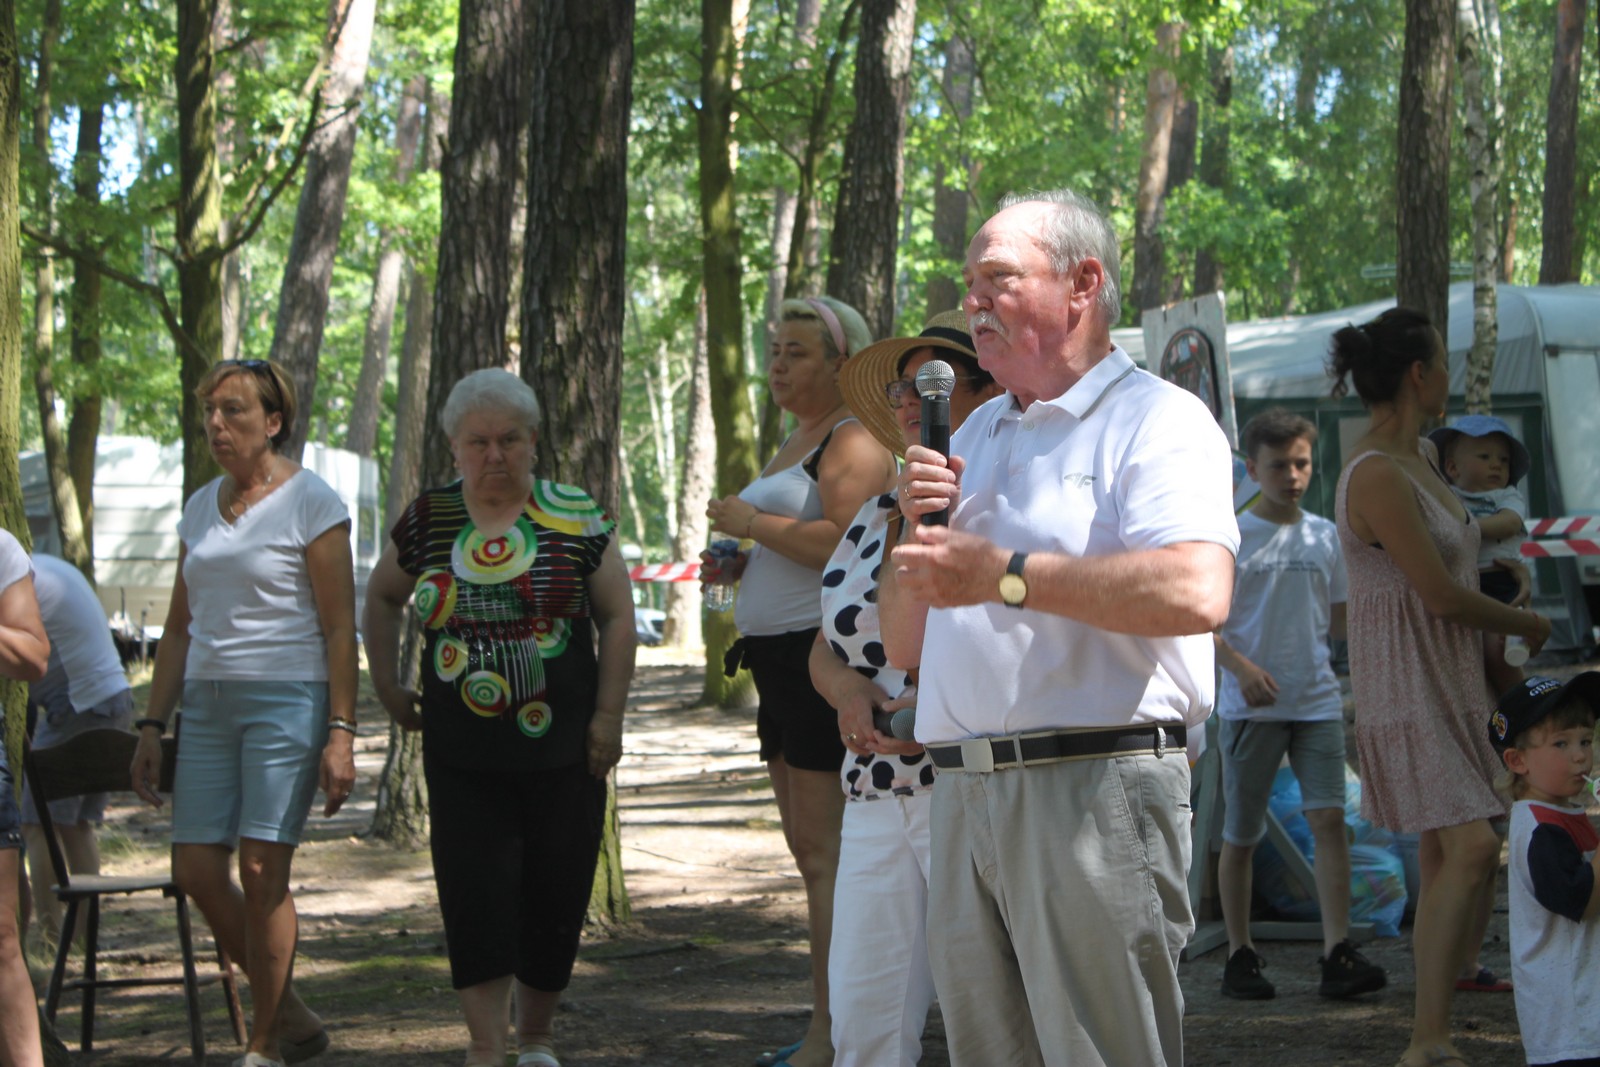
top-left (442, 368), bottom-right (542, 439)
top-left (997, 189), bottom-right (1122, 325)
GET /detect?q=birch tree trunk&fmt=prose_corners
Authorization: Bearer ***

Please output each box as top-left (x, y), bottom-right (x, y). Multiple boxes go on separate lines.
top-left (1395, 0), bottom-right (1454, 337)
top-left (1458, 0), bottom-right (1503, 414)
top-left (270, 0), bottom-right (377, 458)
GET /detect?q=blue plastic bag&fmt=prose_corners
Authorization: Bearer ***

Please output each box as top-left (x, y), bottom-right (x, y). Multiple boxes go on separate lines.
top-left (1252, 765), bottom-right (1409, 937)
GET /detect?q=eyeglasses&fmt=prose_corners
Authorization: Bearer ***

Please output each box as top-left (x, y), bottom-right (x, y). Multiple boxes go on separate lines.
top-left (883, 377), bottom-right (977, 404)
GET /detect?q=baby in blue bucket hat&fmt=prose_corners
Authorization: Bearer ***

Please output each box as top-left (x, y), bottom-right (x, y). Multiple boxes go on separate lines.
top-left (1428, 414), bottom-right (1532, 606)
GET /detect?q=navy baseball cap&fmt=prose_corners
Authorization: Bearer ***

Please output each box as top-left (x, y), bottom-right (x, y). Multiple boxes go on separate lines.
top-left (1428, 414), bottom-right (1531, 485)
top-left (1488, 672), bottom-right (1600, 753)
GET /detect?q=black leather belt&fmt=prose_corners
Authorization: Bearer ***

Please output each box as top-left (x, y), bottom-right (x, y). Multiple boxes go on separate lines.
top-left (927, 725), bottom-right (1186, 772)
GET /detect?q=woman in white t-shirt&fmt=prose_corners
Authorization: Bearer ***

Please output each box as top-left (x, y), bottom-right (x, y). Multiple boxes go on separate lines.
top-left (0, 528), bottom-right (49, 1067)
top-left (131, 360), bottom-right (355, 1067)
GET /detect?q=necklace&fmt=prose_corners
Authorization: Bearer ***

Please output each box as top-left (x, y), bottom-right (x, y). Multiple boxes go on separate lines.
top-left (226, 464), bottom-right (276, 519)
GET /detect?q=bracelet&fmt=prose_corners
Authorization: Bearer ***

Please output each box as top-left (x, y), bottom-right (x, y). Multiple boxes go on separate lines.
top-left (327, 718), bottom-right (358, 735)
top-left (746, 511), bottom-right (760, 539)
top-left (134, 718), bottom-right (167, 735)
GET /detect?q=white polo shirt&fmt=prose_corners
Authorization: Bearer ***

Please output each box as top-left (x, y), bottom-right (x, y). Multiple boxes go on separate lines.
top-left (916, 346), bottom-right (1240, 744)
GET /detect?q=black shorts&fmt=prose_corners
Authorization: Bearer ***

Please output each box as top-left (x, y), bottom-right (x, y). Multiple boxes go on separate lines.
top-left (1479, 567), bottom-right (1520, 605)
top-left (0, 734), bottom-right (21, 850)
top-left (423, 754), bottom-right (605, 991)
top-left (740, 628), bottom-right (845, 772)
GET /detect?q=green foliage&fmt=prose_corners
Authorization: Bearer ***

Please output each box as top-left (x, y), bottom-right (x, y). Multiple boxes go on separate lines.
top-left (13, 0), bottom-right (1595, 562)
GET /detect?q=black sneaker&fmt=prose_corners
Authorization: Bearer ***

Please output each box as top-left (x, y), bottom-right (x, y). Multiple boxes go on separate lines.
top-left (1222, 945), bottom-right (1276, 1000)
top-left (1319, 939), bottom-right (1387, 999)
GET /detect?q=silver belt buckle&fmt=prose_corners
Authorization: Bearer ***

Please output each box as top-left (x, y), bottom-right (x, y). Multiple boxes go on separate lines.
top-left (957, 737), bottom-right (995, 773)
top-left (1155, 727), bottom-right (1167, 759)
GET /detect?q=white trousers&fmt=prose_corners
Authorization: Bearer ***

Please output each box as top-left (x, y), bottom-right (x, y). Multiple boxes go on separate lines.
top-left (828, 791), bottom-right (936, 1067)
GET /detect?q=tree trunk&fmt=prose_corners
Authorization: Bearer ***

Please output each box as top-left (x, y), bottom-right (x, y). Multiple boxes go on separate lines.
top-left (698, 0), bottom-right (760, 706)
top-left (422, 0), bottom-right (524, 492)
top-left (1395, 0), bottom-right (1454, 338)
top-left (67, 95), bottom-right (105, 551)
top-left (177, 0), bottom-right (225, 500)
top-left (369, 87), bottom-right (446, 846)
top-left (523, 0), bottom-right (634, 514)
top-left (346, 74), bottom-right (426, 458)
top-left (270, 0), bottom-right (376, 459)
top-left (522, 0), bottom-right (637, 928)
top-left (926, 31), bottom-right (975, 317)
top-left (1, 0), bottom-right (34, 930)
top-left (1194, 44), bottom-right (1233, 296)
top-left (824, 0), bottom-right (916, 339)
top-left (1132, 21), bottom-right (1183, 323)
top-left (1537, 0), bottom-right (1585, 285)
top-left (1459, 0), bottom-right (1502, 414)
top-left (28, 0), bottom-right (92, 580)
top-left (662, 289), bottom-right (713, 650)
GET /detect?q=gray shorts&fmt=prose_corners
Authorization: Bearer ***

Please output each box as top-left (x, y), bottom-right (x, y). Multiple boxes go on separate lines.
top-left (21, 689), bottom-right (135, 826)
top-left (1219, 717), bottom-right (1347, 847)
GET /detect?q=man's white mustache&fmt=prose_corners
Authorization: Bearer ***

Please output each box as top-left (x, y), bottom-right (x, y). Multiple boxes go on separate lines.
top-left (969, 311), bottom-right (1005, 337)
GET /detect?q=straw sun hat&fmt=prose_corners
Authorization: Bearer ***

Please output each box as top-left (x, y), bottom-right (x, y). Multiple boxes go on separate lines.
top-left (838, 309), bottom-right (978, 457)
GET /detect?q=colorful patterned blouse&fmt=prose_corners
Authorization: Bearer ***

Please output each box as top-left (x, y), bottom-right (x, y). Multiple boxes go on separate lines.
top-left (392, 480), bottom-right (614, 771)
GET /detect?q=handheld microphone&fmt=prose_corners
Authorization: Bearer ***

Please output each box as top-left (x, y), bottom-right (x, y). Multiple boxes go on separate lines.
top-left (915, 359), bottom-right (955, 526)
top-left (871, 705), bottom-right (919, 741)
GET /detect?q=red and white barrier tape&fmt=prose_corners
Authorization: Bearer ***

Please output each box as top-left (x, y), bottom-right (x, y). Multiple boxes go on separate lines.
top-left (629, 562), bottom-right (702, 582)
top-left (1520, 539), bottom-right (1600, 559)
top-left (1528, 515), bottom-right (1600, 537)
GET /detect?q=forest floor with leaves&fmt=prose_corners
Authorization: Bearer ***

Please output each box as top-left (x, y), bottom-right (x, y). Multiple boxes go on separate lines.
top-left (21, 648), bottom-right (1552, 1066)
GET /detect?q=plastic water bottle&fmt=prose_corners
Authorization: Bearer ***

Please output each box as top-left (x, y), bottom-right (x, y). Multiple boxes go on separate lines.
top-left (703, 539), bottom-right (739, 613)
top-left (1504, 635), bottom-right (1529, 666)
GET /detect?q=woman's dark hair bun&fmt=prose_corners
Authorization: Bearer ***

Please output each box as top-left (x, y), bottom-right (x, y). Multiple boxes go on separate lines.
top-left (1325, 307), bottom-right (1436, 406)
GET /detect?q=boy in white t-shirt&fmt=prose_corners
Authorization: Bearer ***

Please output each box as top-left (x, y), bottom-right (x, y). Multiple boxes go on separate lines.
top-left (1487, 673), bottom-right (1600, 1067)
top-left (1214, 408), bottom-right (1386, 1001)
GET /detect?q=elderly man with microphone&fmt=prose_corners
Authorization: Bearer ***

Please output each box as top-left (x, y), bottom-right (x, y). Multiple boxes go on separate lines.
top-left (880, 189), bottom-right (1239, 1067)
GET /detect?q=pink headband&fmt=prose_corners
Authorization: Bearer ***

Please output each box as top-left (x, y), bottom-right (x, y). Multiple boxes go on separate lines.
top-left (804, 298), bottom-right (849, 358)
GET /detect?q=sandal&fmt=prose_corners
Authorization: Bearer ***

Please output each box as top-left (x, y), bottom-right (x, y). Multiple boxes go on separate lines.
top-left (1454, 966), bottom-right (1512, 992)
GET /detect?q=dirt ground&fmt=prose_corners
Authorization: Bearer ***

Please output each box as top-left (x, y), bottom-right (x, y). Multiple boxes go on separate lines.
top-left (24, 648), bottom-right (1555, 1067)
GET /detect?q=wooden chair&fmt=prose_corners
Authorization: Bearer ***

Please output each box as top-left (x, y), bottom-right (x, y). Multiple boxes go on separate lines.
top-left (23, 727), bottom-right (246, 1064)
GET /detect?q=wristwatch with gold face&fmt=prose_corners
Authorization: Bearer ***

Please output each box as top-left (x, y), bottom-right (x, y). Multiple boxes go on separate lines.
top-left (999, 551), bottom-right (1028, 609)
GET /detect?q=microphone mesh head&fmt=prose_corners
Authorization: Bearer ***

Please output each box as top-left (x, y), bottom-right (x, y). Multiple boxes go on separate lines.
top-left (915, 359), bottom-right (956, 399)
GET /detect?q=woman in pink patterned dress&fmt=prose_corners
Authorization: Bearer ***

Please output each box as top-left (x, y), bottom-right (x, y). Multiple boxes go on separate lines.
top-left (1330, 307), bottom-right (1551, 1067)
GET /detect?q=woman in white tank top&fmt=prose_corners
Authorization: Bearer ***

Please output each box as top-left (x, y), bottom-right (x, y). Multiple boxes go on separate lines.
top-left (705, 297), bottom-right (896, 1067)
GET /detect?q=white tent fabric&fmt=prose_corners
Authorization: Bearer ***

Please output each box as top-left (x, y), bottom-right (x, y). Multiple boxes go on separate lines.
top-left (1115, 283), bottom-right (1600, 400)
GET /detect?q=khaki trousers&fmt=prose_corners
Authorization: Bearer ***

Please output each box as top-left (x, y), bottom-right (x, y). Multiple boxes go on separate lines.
top-left (927, 752), bottom-right (1193, 1067)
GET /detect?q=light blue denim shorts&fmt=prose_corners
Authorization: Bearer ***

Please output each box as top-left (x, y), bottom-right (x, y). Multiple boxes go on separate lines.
top-left (172, 679), bottom-right (328, 847)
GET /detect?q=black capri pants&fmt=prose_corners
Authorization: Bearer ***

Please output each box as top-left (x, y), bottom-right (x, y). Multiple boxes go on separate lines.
top-left (424, 753), bottom-right (605, 991)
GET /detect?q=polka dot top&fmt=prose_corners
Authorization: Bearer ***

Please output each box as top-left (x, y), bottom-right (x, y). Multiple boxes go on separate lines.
top-left (819, 492), bottom-right (936, 801)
